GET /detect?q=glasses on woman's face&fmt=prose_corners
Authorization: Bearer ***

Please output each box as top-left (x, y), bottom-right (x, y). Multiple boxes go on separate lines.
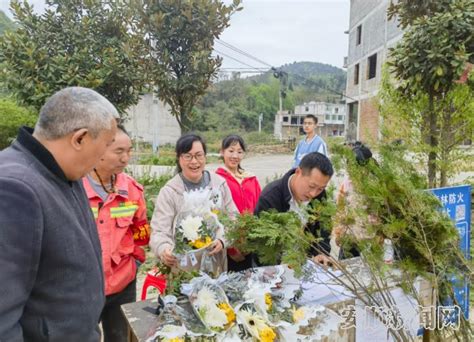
top-left (181, 152), bottom-right (206, 161)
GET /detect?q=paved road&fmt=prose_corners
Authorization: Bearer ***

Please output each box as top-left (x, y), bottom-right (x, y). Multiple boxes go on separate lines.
top-left (128, 153), bottom-right (295, 186)
top-left (129, 152), bottom-right (472, 188)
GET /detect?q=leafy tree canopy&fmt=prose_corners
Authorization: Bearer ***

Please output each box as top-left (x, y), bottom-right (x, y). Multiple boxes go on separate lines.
top-left (387, 0), bottom-right (453, 29)
top-left (134, 0), bottom-right (242, 132)
top-left (388, 0), bottom-right (474, 97)
top-left (384, 0), bottom-right (474, 187)
top-left (0, 0), bottom-right (148, 114)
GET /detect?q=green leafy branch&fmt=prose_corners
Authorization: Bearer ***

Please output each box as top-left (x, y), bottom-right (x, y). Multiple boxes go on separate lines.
top-left (222, 210), bottom-right (315, 275)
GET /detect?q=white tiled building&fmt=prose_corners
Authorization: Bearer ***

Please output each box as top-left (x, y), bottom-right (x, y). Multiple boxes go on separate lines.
top-left (274, 101), bottom-right (346, 140)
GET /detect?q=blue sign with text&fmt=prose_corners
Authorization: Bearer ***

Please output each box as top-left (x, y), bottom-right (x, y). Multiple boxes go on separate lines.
top-left (430, 185), bottom-right (471, 319)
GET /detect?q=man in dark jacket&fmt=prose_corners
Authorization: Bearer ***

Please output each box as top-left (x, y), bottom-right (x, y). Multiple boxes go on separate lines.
top-left (255, 152), bottom-right (334, 266)
top-left (0, 87), bottom-right (118, 341)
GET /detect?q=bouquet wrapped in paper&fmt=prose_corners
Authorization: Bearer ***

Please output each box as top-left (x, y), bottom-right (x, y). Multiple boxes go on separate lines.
top-left (186, 277), bottom-right (236, 334)
top-left (145, 296), bottom-right (212, 342)
top-left (173, 187), bottom-right (227, 276)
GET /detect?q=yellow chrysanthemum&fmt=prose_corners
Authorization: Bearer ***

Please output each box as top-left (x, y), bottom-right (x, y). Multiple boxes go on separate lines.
top-left (218, 302), bottom-right (236, 325)
top-left (189, 236), bottom-right (213, 249)
top-left (165, 338), bottom-right (184, 342)
top-left (264, 293), bottom-right (272, 311)
top-left (292, 306), bottom-right (305, 323)
top-left (211, 209), bottom-right (220, 215)
top-left (259, 326), bottom-right (276, 342)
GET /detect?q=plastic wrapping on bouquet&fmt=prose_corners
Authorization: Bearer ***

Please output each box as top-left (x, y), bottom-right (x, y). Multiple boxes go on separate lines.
top-left (383, 239), bottom-right (394, 264)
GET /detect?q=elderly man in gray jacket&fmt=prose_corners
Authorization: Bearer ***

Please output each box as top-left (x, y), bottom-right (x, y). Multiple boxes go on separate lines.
top-left (0, 87), bottom-right (118, 341)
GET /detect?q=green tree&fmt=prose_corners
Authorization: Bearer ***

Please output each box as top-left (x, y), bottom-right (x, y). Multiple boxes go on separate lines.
top-left (0, 99), bottom-right (36, 149)
top-left (134, 0), bottom-right (242, 133)
top-left (385, 0), bottom-right (474, 187)
top-left (387, 0), bottom-right (453, 29)
top-left (0, 0), bottom-right (148, 114)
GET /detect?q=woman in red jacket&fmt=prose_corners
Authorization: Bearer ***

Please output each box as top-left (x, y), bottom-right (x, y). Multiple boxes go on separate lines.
top-left (216, 134), bottom-right (262, 271)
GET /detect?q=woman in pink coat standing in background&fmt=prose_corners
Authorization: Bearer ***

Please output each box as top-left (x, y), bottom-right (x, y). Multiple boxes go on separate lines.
top-left (216, 134), bottom-right (261, 271)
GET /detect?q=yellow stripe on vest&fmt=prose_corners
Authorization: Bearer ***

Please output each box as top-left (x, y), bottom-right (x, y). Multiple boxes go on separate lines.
top-left (91, 207), bottom-right (99, 219)
top-left (110, 205), bottom-right (138, 218)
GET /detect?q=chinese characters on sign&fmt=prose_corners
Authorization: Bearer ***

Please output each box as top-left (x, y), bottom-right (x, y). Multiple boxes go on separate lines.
top-left (341, 305), bottom-right (461, 331)
top-left (430, 185), bottom-right (471, 319)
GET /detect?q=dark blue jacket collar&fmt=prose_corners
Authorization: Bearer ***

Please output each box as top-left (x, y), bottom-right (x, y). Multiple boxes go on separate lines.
top-left (16, 126), bottom-right (69, 182)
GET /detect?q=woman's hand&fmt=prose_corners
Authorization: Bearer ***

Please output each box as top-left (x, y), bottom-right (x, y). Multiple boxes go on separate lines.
top-left (208, 239), bottom-right (224, 256)
top-left (161, 247), bottom-right (178, 267)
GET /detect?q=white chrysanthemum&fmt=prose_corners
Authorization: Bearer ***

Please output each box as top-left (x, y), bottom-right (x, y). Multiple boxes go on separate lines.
top-left (205, 304), bottom-right (228, 328)
top-left (180, 215), bottom-right (202, 241)
top-left (195, 286), bottom-right (217, 308)
top-left (238, 308), bottom-right (266, 338)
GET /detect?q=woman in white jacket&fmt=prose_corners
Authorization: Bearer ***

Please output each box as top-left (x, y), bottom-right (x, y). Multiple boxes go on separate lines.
top-left (150, 133), bottom-right (238, 276)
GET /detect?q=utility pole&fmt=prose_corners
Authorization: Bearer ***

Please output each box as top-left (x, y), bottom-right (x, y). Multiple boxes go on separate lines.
top-left (272, 67), bottom-right (288, 112)
top-left (258, 113), bottom-right (263, 133)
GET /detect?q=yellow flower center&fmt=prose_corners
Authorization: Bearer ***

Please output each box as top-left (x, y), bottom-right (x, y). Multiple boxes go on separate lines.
top-left (259, 326), bottom-right (276, 342)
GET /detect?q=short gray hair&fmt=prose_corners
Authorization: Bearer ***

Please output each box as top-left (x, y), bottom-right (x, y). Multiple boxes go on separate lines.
top-left (34, 87), bottom-right (120, 140)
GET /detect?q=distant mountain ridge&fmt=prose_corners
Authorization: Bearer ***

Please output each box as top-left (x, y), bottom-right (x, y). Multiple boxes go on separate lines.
top-left (0, 10), bottom-right (15, 35)
top-left (193, 61), bottom-right (347, 132)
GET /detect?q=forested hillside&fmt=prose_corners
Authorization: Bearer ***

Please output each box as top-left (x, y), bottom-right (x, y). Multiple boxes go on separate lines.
top-left (193, 61), bottom-right (346, 132)
top-left (0, 10), bottom-right (15, 35)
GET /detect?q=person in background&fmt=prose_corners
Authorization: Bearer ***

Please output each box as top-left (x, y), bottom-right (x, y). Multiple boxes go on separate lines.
top-left (150, 133), bottom-right (238, 275)
top-left (0, 87), bottom-right (118, 341)
top-left (82, 124), bottom-right (149, 342)
top-left (256, 152), bottom-right (334, 267)
top-left (292, 114), bottom-right (328, 168)
top-left (216, 134), bottom-right (262, 271)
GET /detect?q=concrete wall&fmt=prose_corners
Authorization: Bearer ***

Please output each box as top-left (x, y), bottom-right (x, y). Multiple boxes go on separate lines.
top-left (345, 0), bottom-right (403, 141)
top-left (124, 93), bottom-right (181, 149)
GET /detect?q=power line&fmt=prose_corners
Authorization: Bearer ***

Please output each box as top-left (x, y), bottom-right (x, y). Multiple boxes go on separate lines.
top-left (216, 39), bottom-right (273, 68)
top-left (214, 40), bottom-right (355, 102)
top-left (213, 49), bottom-right (268, 73)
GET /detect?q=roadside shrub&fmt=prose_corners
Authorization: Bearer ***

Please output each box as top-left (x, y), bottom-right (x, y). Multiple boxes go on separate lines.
top-left (0, 99), bottom-right (37, 149)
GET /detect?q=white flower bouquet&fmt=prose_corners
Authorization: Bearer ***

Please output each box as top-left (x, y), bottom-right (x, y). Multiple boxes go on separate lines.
top-left (175, 213), bottom-right (217, 254)
top-left (235, 302), bottom-right (279, 342)
top-left (187, 278), bottom-right (236, 333)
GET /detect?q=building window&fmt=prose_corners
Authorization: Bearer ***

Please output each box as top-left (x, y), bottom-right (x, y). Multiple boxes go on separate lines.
top-left (299, 116), bottom-right (305, 124)
top-left (282, 116), bottom-right (289, 123)
top-left (332, 115), bottom-right (337, 120)
top-left (354, 63), bottom-right (359, 85)
top-left (367, 53), bottom-right (377, 79)
top-left (335, 107), bottom-right (339, 114)
top-left (338, 115), bottom-right (343, 121)
top-left (325, 114), bottom-right (330, 120)
top-left (356, 25), bottom-right (362, 45)
top-left (305, 106), bottom-right (309, 112)
top-left (291, 117), bottom-right (298, 125)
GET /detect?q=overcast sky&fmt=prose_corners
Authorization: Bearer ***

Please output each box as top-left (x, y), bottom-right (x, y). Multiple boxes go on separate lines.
top-left (1, 0), bottom-right (350, 72)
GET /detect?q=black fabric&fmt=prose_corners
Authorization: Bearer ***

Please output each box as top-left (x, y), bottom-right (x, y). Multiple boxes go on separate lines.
top-left (255, 169), bottom-right (331, 257)
top-left (101, 279), bottom-right (136, 342)
top-left (16, 126), bottom-right (69, 183)
top-left (227, 253), bottom-right (254, 272)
